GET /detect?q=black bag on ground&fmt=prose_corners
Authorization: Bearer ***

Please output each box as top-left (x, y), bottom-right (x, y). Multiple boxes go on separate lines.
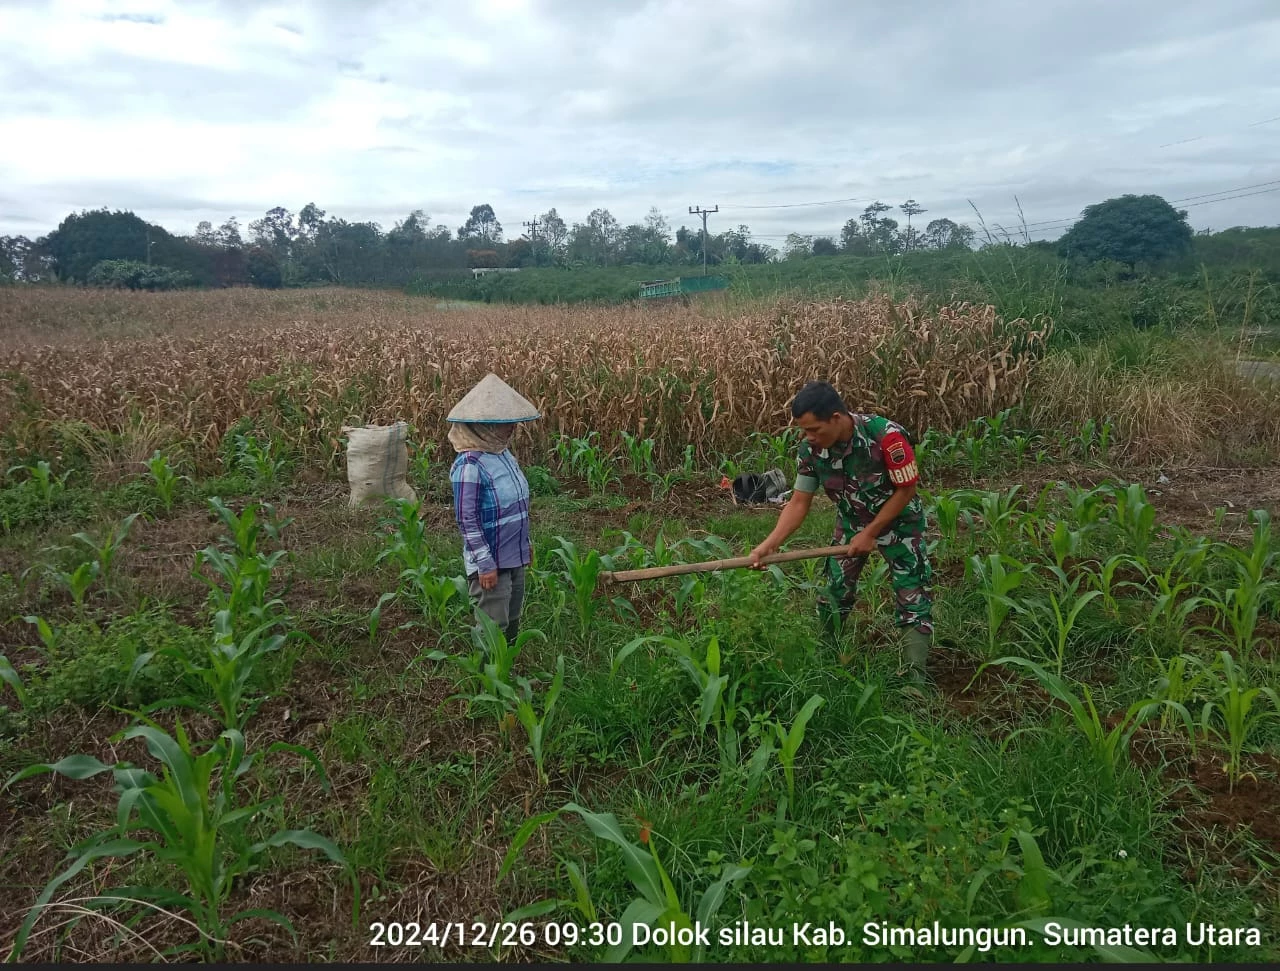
top-left (732, 469), bottom-right (788, 504)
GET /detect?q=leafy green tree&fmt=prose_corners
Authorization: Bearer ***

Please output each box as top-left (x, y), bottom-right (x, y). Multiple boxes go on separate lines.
top-left (536, 208), bottom-right (568, 265)
top-left (1058, 194), bottom-right (1193, 267)
top-left (784, 233), bottom-right (813, 259)
top-left (506, 237), bottom-right (534, 267)
top-left (87, 260), bottom-right (194, 290)
top-left (458, 204), bottom-right (503, 247)
top-left (248, 207), bottom-right (296, 260)
top-left (568, 208), bottom-right (622, 265)
top-left (923, 218), bottom-right (975, 251)
top-left (0, 235), bottom-right (52, 282)
top-left (246, 246), bottom-right (283, 288)
top-left (900, 199), bottom-right (927, 251)
top-left (43, 209), bottom-right (151, 281)
top-left (840, 218), bottom-right (872, 255)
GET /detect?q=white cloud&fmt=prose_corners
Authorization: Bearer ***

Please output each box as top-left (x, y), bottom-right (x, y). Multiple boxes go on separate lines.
top-left (1, 0), bottom-right (1278, 243)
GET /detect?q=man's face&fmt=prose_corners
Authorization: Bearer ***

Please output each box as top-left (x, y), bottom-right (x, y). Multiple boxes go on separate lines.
top-left (795, 411), bottom-right (845, 451)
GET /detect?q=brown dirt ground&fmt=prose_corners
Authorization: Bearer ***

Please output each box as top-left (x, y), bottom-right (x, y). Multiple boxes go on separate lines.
top-left (2, 462), bottom-right (1278, 961)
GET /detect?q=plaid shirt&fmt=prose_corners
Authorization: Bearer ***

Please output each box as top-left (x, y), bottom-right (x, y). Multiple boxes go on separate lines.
top-left (450, 449), bottom-right (532, 576)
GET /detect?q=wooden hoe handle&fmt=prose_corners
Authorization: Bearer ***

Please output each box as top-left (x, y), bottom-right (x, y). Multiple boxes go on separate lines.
top-left (599, 545), bottom-right (852, 585)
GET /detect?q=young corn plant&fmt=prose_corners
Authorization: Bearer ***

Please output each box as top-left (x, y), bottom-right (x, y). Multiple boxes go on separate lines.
top-left (1198, 651), bottom-right (1280, 792)
top-left (2, 617), bottom-right (57, 710)
top-left (407, 439), bottom-right (437, 490)
top-left (679, 444), bottom-right (697, 477)
top-left (3, 719), bottom-right (351, 963)
top-left (499, 803), bottom-right (751, 963)
top-left (924, 489), bottom-right (968, 554)
top-left (0, 653), bottom-right (28, 707)
top-left (1040, 520), bottom-right (1089, 572)
top-left (1112, 483), bottom-right (1159, 560)
top-left (374, 564), bottom-right (469, 640)
top-left (568, 432), bottom-right (616, 493)
top-left (646, 466), bottom-right (686, 501)
top-left (771, 694), bottom-right (825, 808)
top-left (503, 655), bottom-right (566, 786)
top-left (7, 459), bottom-right (71, 512)
top-left (1016, 571), bottom-right (1103, 677)
top-left (232, 430), bottom-right (287, 488)
top-left (194, 541), bottom-right (289, 636)
top-left (208, 496), bottom-right (293, 560)
top-left (1149, 653), bottom-right (1214, 733)
top-left (1061, 483), bottom-right (1110, 531)
top-left (133, 609), bottom-right (291, 732)
top-left (982, 657), bottom-right (1189, 785)
top-left (375, 498), bottom-right (431, 575)
top-left (1010, 432), bottom-right (1036, 469)
top-left (412, 570), bottom-right (469, 631)
top-left (970, 486), bottom-right (1025, 553)
top-left (1197, 511), bottom-right (1278, 662)
top-left (673, 574), bottom-right (708, 622)
top-left (1073, 417), bottom-right (1114, 461)
top-left (145, 450), bottom-right (187, 513)
top-left (967, 553), bottom-right (1033, 658)
top-left (429, 615), bottom-right (548, 730)
top-left (620, 432), bottom-right (657, 478)
top-left (70, 512), bottom-right (141, 595)
top-left (613, 633), bottom-right (730, 739)
top-left (551, 432), bottom-right (575, 473)
top-left (550, 537), bottom-right (608, 637)
top-left (1139, 540), bottom-right (1211, 643)
top-left (50, 556), bottom-right (101, 609)
top-left (1089, 552), bottom-right (1140, 618)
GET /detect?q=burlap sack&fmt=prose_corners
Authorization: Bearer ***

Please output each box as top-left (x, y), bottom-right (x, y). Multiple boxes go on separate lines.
top-left (343, 422), bottom-right (417, 509)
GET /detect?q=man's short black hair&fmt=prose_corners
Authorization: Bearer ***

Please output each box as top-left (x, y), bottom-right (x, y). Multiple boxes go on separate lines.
top-left (791, 381), bottom-right (848, 420)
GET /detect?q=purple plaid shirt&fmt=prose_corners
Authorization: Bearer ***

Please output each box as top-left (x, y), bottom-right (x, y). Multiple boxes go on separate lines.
top-left (450, 449), bottom-right (532, 576)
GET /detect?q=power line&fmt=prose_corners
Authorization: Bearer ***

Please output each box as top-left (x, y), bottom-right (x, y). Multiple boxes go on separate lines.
top-left (710, 110), bottom-right (1280, 216)
top-left (741, 183), bottom-right (1280, 245)
top-left (1178, 183), bottom-right (1280, 208)
top-left (1012, 185), bottom-right (1280, 241)
top-left (1006, 178), bottom-right (1280, 234)
top-left (721, 195), bottom-right (860, 211)
top-left (711, 173), bottom-right (1280, 237)
top-left (1166, 177), bottom-right (1280, 204)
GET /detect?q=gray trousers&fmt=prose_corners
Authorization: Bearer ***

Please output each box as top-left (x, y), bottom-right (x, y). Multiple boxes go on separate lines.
top-left (468, 566), bottom-right (526, 644)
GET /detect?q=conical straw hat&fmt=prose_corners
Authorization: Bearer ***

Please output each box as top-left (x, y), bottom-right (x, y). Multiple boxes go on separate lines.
top-left (446, 373), bottom-right (541, 423)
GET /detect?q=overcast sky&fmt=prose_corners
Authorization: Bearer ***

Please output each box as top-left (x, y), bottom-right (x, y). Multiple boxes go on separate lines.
top-left (2, 0), bottom-right (1279, 247)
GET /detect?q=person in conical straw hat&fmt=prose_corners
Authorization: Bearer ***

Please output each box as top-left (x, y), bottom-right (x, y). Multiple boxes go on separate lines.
top-left (447, 373), bottom-right (541, 644)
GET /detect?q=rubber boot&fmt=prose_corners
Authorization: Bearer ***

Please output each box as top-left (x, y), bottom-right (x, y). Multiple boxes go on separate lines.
top-left (897, 627), bottom-right (933, 697)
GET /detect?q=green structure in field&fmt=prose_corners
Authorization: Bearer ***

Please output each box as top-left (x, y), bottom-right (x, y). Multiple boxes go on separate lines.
top-left (638, 275), bottom-right (729, 300)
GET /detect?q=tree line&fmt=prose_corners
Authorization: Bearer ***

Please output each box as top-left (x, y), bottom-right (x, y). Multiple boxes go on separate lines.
top-left (0, 198), bottom-right (985, 290)
top-left (1, 192), bottom-right (1260, 291)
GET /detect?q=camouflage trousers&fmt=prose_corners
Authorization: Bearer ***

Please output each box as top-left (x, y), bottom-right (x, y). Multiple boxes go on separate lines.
top-left (819, 520), bottom-right (934, 635)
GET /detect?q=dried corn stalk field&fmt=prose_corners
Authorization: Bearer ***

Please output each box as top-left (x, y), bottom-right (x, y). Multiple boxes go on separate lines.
top-left (1, 287), bottom-right (1049, 471)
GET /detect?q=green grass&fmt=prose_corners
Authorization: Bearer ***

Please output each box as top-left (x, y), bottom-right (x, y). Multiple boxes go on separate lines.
top-left (0, 399), bottom-right (1278, 963)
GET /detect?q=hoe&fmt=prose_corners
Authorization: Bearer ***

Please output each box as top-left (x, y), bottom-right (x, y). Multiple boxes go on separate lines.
top-left (598, 544), bottom-right (852, 587)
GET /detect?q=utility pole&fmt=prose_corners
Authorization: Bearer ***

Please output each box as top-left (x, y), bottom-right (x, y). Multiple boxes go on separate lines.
top-left (522, 217), bottom-right (540, 266)
top-left (688, 204), bottom-right (717, 276)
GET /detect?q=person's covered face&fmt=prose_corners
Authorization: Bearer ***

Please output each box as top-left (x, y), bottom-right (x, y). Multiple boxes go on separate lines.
top-left (794, 411), bottom-right (847, 450)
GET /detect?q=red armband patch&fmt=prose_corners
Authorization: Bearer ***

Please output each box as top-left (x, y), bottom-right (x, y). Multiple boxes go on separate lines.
top-left (881, 431), bottom-right (919, 485)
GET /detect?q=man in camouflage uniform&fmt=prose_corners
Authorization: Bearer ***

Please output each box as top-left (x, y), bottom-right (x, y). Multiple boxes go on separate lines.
top-left (749, 381), bottom-right (934, 686)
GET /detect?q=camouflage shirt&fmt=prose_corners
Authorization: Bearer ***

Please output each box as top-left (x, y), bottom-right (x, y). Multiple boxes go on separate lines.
top-left (794, 413), bottom-right (925, 531)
